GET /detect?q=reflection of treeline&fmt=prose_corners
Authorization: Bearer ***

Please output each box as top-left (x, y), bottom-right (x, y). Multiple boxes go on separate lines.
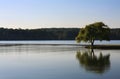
top-left (76, 51), bottom-right (110, 74)
top-left (0, 27), bottom-right (119, 40)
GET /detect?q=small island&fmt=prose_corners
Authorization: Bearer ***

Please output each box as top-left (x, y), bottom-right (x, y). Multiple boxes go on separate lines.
top-left (76, 22), bottom-right (120, 49)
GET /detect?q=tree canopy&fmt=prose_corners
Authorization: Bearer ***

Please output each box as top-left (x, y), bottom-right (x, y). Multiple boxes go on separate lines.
top-left (76, 22), bottom-right (110, 47)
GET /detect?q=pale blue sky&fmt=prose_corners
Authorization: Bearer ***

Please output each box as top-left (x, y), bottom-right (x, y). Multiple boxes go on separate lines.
top-left (0, 0), bottom-right (120, 29)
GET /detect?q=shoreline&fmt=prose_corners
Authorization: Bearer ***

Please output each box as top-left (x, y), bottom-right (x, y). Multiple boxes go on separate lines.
top-left (0, 44), bottom-right (83, 46)
top-left (85, 45), bottom-right (120, 49)
top-left (0, 44), bottom-right (120, 49)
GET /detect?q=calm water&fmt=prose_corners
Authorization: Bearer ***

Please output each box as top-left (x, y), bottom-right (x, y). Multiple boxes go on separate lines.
top-left (0, 40), bottom-right (120, 45)
top-left (0, 41), bottom-right (120, 79)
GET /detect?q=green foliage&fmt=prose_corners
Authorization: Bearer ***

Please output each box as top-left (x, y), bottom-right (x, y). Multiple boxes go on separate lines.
top-left (0, 27), bottom-right (119, 40)
top-left (76, 22), bottom-right (110, 47)
top-left (0, 28), bottom-right (79, 40)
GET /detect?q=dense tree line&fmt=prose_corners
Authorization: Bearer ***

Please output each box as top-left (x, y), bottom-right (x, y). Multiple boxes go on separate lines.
top-left (0, 27), bottom-right (119, 40)
top-left (110, 28), bottom-right (120, 40)
top-left (0, 28), bottom-right (79, 40)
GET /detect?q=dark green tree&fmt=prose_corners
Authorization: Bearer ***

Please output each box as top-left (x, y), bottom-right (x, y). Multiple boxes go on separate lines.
top-left (76, 22), bottom-right (110, 48)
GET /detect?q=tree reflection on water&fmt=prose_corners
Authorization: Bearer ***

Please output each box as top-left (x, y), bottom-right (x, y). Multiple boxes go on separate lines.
top-left (76, 49), bottom-right (110, 74)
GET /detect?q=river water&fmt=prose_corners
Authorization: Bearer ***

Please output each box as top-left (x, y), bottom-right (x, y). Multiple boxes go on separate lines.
top-left (0, 41), bottom-right (119, 79)
top-left (0, 40), bottom-right (120, 45)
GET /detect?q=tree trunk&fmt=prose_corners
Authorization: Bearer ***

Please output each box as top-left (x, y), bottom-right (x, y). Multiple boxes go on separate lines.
top-left (91, 40), bottom-right (94, 49)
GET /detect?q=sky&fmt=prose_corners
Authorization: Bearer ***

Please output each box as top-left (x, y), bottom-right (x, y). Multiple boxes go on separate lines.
top-left (0, 0), bottom-right (120, 29)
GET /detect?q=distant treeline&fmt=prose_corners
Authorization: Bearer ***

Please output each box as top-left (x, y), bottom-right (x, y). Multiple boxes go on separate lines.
top-left (0, 28), bottom-right (119, 40)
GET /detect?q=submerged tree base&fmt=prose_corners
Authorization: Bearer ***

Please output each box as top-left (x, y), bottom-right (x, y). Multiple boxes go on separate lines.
top-left (85, 45), bottom-right (120, 49)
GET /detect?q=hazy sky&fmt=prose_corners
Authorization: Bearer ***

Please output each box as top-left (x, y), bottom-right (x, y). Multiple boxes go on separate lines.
top-left (0, 0), bottom-right (120, 29)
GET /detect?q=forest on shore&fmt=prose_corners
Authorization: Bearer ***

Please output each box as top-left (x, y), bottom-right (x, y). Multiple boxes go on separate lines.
top-left (0, 27), bottom-right (119, 40)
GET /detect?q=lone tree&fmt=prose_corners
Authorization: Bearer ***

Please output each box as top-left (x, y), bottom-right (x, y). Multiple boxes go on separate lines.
top-left (76, 22), bottom-right (110, 48)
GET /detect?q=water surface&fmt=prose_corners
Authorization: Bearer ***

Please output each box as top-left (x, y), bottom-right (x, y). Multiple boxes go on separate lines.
top-left (0, 40), bottom-right (120, 45)
top-left (0, 44), bottom-right (120, 79)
